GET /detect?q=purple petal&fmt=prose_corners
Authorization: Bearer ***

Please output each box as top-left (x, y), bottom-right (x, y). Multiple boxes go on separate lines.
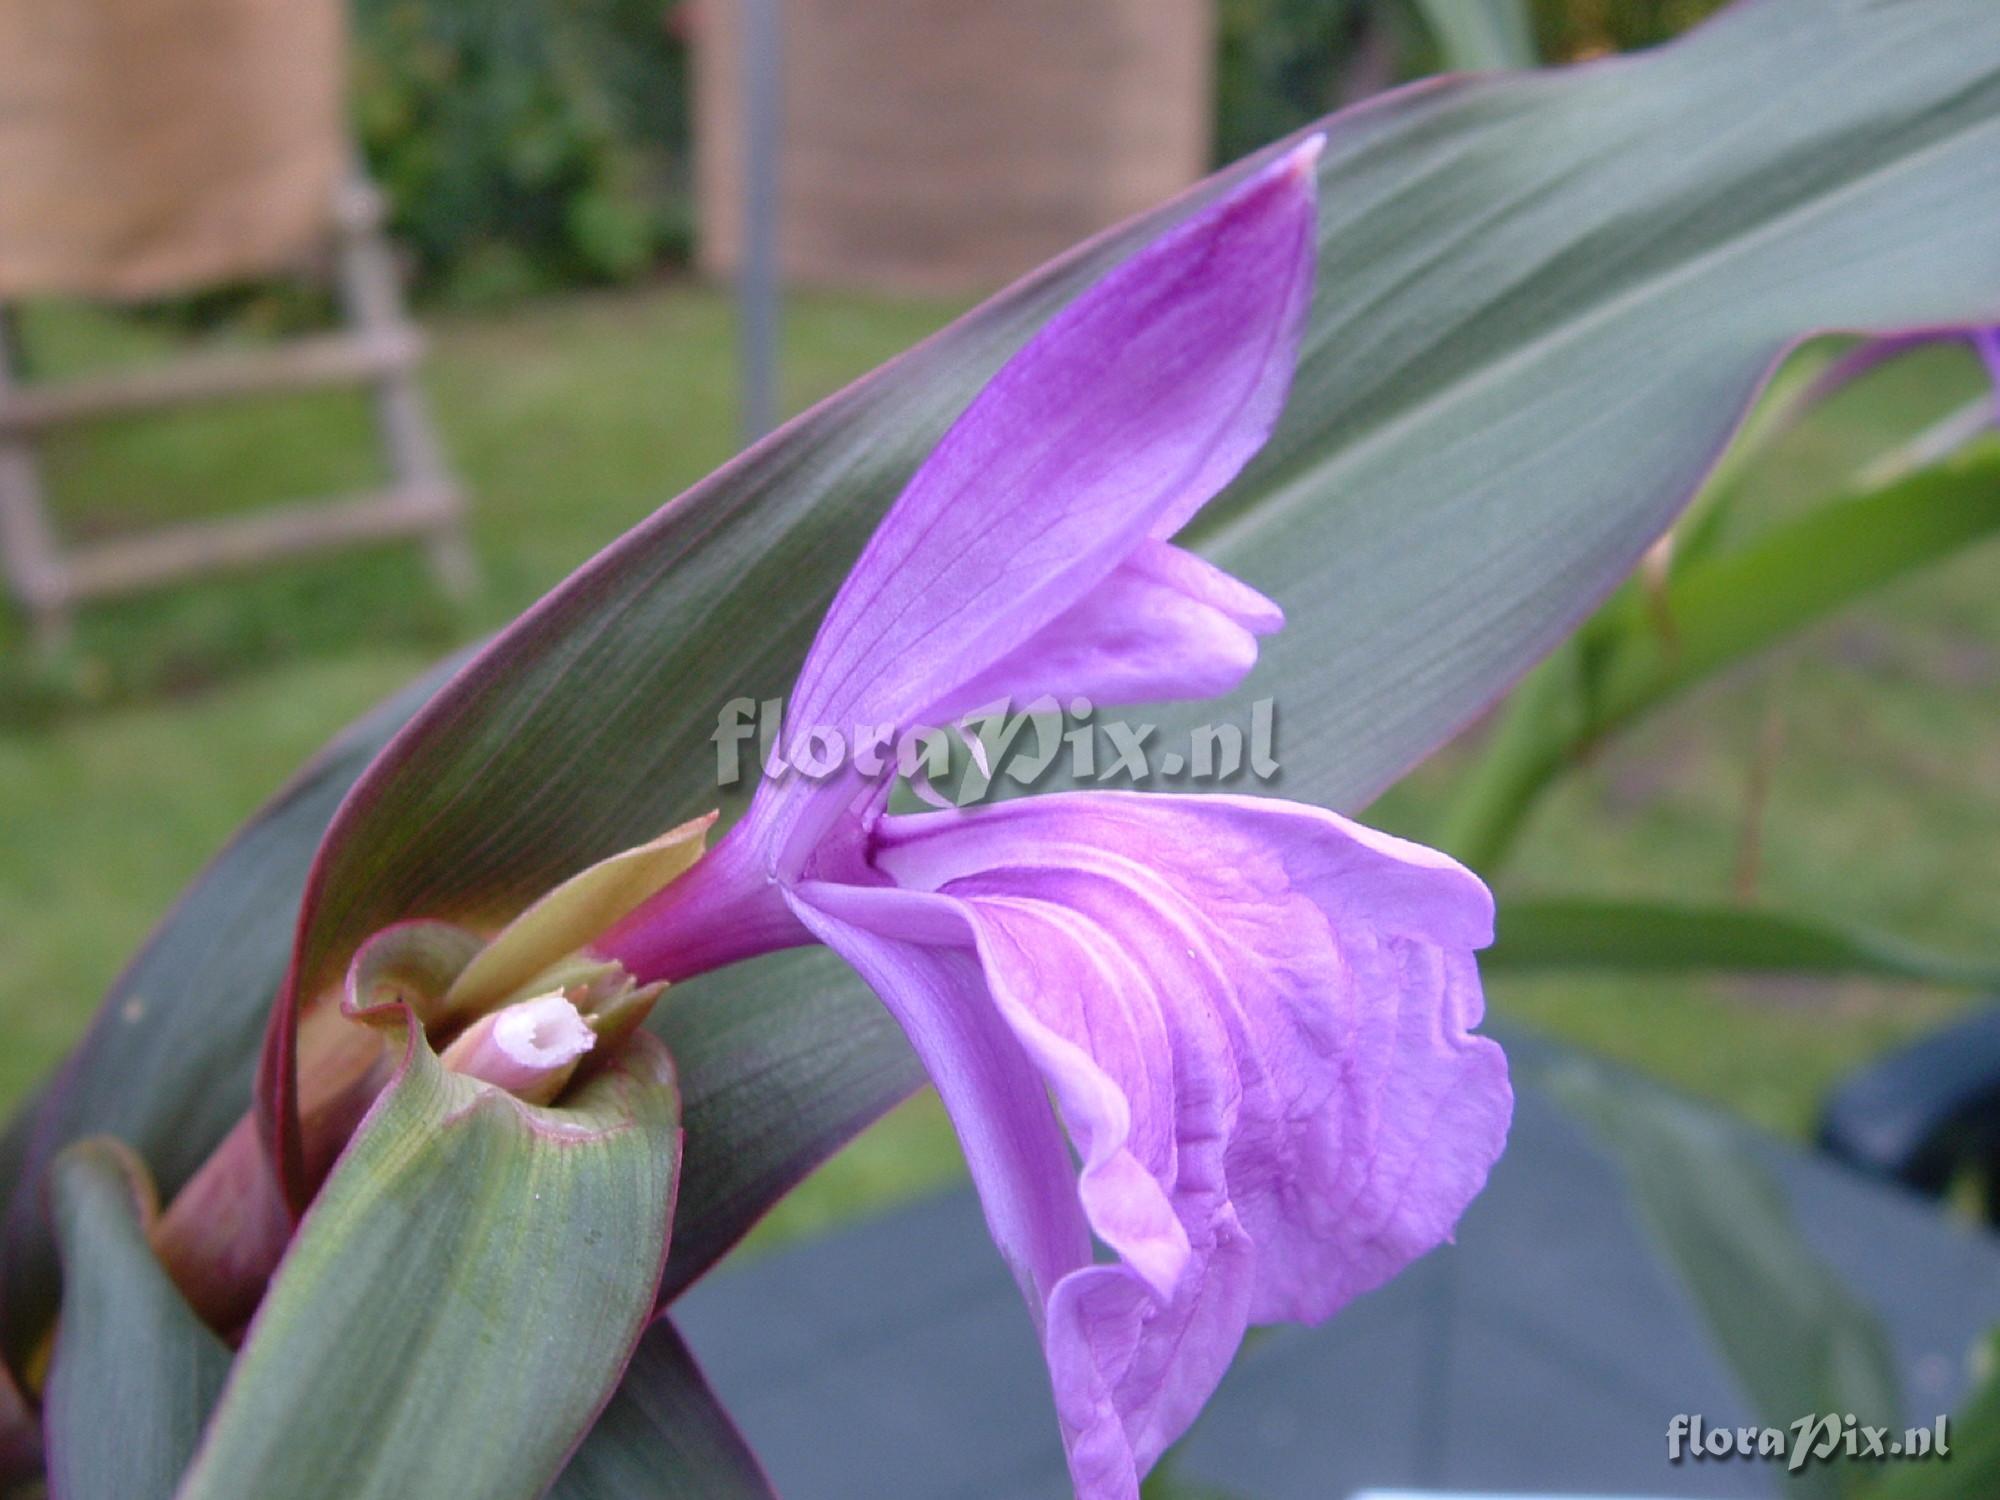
top-left (791, 872), bottom-right (1250, 1500)
top-left (784, 881), bottom-right (1091, 1317)
top-left (595, 820), bottom-right (810, 984)
top-left (784, 140), bottom-right (1319, 761)
top-left (941, 540), bottom-right (1284, 719)
top-left (806, 791), bottom-right (1510, 1495)
top-left (874, 791), bottom-right (1510, 1326)
top-left (605, 140), bottom-right (1321, 924)
top-left (1976, 327), bottom-right (2000, 421)
top-left (1046, 1229), bottom-right (1253, 1495)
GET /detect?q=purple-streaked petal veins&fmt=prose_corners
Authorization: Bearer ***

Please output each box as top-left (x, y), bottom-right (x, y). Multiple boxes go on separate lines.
top-left (844, 791), bottom-right (1508, 1494)
top-left (782, 137), bottom-right (1321, 754)
top-left (1046, 1230), bottom-right (1252, 1498)
top-left (785, 873), bottom-right (1255, 1500)
top-left (882, 792), bottom-right (1507, 1308)
top-left (782, 882), bottom-right (1092, 1318)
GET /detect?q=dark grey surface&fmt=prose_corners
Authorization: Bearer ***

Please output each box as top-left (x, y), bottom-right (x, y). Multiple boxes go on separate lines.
top-left (674, 1041), bottom-right (2000, 1499)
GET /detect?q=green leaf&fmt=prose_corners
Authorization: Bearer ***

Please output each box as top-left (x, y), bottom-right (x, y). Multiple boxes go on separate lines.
top-left (1868, 1329), bottom-right (2000, 1500)
top-left (1411, 0), bottom-right (1536, 71)
top-left (552, 1318), bottom-right (774, 1499)
top-left (0, 657), bottom-right (464, 1372)
top-left (174, 1023), bottom-right (680, 1500)
top-left (276, 0), bottom-right (2000, 1044)
top-left (652, 949), bottom-right (923, 1301)
top-left (1547, 1056), bottom-right (1903, 1500)
top-left (1441, 446), bottom-right (2000, 869)
top-left (43, 1140), bottom-right (231, 1500)
top-left (14, 0), bottom-right (2000, 1380)
top-left (1487, 897), bottom-right (2000, 988)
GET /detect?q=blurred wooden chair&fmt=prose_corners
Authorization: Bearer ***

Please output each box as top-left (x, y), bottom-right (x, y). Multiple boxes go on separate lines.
top-left (0, 0), bottom-right (471, 650)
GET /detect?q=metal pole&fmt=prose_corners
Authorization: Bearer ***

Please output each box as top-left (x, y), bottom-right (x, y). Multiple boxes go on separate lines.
top-left (739, 0), bottom-right (781, 444)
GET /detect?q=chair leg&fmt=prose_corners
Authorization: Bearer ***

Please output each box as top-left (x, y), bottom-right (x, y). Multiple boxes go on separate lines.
top-left (332, 178), bottom-right (475, 601)
top-left (0, 308), bottom-right (73, 652)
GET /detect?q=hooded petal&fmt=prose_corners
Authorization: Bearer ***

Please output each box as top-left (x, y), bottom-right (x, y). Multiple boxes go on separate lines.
top-left (782, 139), bottom-right (1320, 772)
top-left (941, 539), bottom-right (1285, 719)
top-left (605, 141), bottom-right (1322, 923)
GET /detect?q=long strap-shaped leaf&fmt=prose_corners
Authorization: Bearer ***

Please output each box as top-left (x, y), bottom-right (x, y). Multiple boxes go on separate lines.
top-left (1487, 897), bottom-right (2000, 988)
top-left (173, 1022), bottom-right (680, 1500)
top-left (263, 0), bottom-right (2000, 1184)
top-left (44, 1141), bottom-right (231, 1500)
top-left (1548, 1056), bottom-right (1904, 1500)
top-left (1443, 447), bottom-right (2000, 867)
top-left (10, 0), bottom-right (2000, 1385)
top-left (551, 1317), bottom-right (776, 1499)
top-left (1411, 0), bottom-right (1537, 71)
top-left (650, 948), bottom-right (923, 1302)
top-left (0, 659), bottom-right (464, 1371)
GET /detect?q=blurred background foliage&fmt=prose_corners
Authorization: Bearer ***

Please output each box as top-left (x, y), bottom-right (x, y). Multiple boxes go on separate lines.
top-left (351, 0), bottom-right (694, 304)
top-left (1217, 0), bottom-right (1731, 159)
top-left (342, 0), bottom-right (1735, 305)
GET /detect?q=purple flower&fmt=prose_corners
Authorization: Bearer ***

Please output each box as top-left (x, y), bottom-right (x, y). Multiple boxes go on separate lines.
top-left (595, 139), bottom-right (1511, 1499)
top-left (1806, 323), bottom-right (2000, 422)
top-left (1979, 327), bottom-right (2000, 418)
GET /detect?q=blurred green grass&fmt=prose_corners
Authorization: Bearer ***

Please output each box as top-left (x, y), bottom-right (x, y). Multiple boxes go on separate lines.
top-left (0, 288), bottom-right (1996, 1246)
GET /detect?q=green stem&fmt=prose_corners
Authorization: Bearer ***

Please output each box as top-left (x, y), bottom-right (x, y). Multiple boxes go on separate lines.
top-left (1434, 641), bottom-right (1576, 874)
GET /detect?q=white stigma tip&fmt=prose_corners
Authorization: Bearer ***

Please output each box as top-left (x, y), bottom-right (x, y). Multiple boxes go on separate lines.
top-left (493, 993), bottom-right (596, 1069)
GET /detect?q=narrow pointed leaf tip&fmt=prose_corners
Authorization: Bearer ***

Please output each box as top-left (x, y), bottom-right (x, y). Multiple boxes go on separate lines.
top-left (598, 137), bottom-right (1507, 1500)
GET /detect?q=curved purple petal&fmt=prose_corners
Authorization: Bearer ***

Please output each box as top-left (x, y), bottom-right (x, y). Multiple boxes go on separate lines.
top-left (1045, 1229), bottom-right (1252, 1498)
top-left (940, 540), bottom-right (1284, 720)
top-left (873, 791), bottom-right (1511, 1327)
top-left (603, 138), bottom-right (1322, 936)
top-left (772, 140), bottom-right (1319, 815)
top-left (789, 869), bottom-right (1257, 1500)
top-left (783, 881), bottom-right (1091, 1318)
top-left (756, 791), bottom-right (1512, 1497)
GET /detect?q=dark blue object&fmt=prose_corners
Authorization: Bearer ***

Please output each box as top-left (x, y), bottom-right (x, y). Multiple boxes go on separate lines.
top-left (1818, 1003), bottom-right (2000, 1211)
top-left (676, 1034), bottom-right (2000, 1499)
